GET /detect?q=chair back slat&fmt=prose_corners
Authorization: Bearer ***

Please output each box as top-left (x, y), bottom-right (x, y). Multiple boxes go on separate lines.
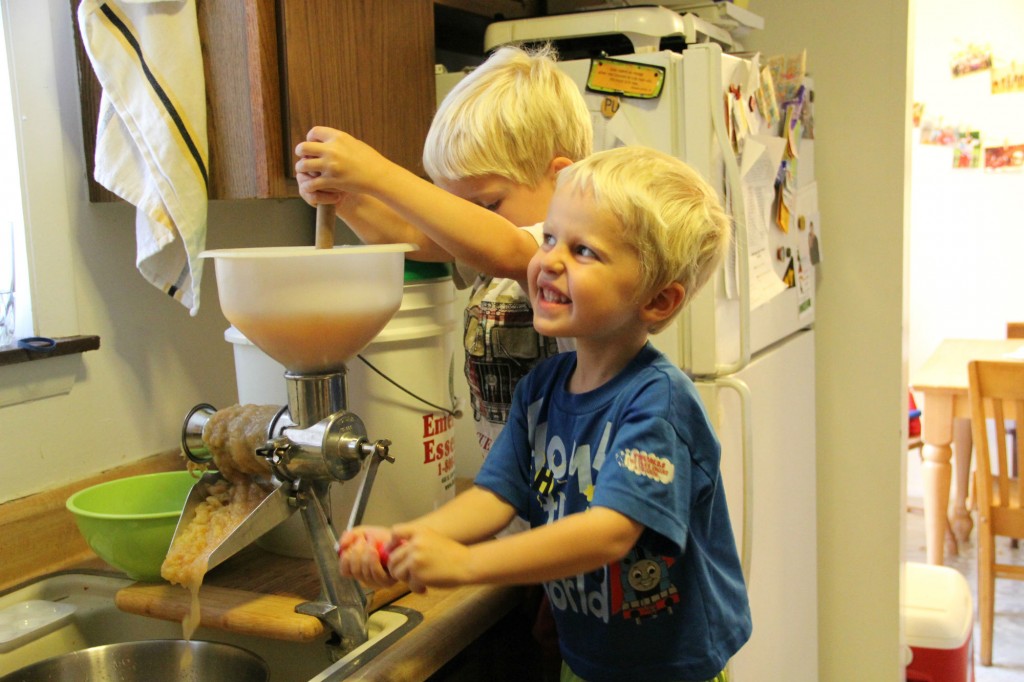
top-left (1017, 399), bottom-right (1024, 494)
top-left (969, 360), bottom-right (1024, 513)
top-left (993, 399), bottom-right (1009, 505)
top-left (970, 362), bottom-right (994, 512)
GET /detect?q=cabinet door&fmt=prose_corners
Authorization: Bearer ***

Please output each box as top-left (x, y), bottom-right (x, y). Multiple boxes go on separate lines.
top-left (276, 0), bottom-right (434, 192)
top-left (74, 0), bottom-right (435, 200)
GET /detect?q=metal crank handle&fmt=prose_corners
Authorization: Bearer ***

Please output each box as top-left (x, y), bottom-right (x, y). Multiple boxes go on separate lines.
top-left (346, 439), bottom-right (393, 531)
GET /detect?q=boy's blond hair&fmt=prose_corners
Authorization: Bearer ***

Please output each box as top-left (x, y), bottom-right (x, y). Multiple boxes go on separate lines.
top-left (424, 44), bottom-right (593, 187)
top-left (557, 146), bottom-right (731, 330)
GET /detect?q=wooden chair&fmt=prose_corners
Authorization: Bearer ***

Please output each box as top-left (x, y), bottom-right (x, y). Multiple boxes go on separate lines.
top-left (968, 359), bottom-right (1024, 666)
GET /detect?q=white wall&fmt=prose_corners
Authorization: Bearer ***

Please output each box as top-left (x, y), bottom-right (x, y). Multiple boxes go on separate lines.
top-left (0, 1), bottom-right (321, 503)
top-left (908, 0), bottom-right (1024, 381)
top-left (746, 2), bottom-right (911, 681)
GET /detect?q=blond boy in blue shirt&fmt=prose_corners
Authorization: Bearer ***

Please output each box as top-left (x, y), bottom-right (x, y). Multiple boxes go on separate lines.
top-left (340, 147), bottom-right (752, 682)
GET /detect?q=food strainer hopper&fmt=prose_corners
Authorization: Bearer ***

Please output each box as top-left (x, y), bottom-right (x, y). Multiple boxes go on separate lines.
top-left (177, 243), bottom-right (415, 658)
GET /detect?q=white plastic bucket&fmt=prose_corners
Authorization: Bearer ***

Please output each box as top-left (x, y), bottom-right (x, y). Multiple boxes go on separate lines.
top-left (224, 325), bottom-right (288, 405)
top-left (331, 275), bottom-right (459, 527)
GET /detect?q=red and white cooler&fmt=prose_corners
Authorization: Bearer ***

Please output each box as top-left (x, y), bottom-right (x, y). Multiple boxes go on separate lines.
top-left (903, 561), bottom-right (974, 682)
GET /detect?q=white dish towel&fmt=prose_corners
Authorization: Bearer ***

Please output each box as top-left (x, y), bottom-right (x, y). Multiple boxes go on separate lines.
top-left (78, 0), bottom-right (209, 315)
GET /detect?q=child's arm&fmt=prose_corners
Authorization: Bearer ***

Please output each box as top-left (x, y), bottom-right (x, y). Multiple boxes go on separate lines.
top-left (297, 173), bottom-right (454, 262)
top-left (389, 506), bottom-right (643, 593)
top-left (407, 485), bottom-right (520, 543)
top-left (338, 486), bottom-right (518, 587)
top-left (337, 193), bottom-right (454, 263)
top-left (295, 127), bottom-right (539, 283)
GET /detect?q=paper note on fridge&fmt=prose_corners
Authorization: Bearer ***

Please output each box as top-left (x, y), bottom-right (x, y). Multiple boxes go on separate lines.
top-left (741, 135), bottom-right (788, 309)
top-left (597, 103), bottom-right (644, 148)
top-left (742, 134), bottom-right (786, 185)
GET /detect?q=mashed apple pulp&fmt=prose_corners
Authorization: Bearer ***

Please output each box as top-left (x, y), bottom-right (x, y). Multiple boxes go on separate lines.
top-left (161, 403), bottom-right (281, 641)
top-left (229, 310), bottom-right (393, 373)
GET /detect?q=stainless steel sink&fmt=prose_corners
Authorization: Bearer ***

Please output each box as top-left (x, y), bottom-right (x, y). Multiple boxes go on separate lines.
top-left (0, 571), bottom-right (420, 681)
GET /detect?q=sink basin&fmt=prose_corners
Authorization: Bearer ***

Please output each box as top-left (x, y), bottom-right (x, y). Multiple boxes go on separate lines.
top-left (0, 571), bottom-right (420, 681)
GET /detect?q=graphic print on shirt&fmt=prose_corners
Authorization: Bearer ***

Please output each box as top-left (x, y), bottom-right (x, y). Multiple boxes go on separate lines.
top-left (609, 548), bottom-right (681, 624)
top-left (532, 465), bottom-right (556, 500)
top-left (463, 277), bottom-right (558, 427)
top-left (616, 447), bottom-right (675, 484)
top-left (534, 411), bottom-right (682, 627)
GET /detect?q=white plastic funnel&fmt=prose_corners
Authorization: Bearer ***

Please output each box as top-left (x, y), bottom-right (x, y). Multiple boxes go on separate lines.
top-left (201, 245), bottom-right (415, 373)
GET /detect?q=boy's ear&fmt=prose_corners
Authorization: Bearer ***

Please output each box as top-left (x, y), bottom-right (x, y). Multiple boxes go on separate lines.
top-left (641, 282), bottom-right (686, 326)
top-left (548, 156), bottom-right (573, 176)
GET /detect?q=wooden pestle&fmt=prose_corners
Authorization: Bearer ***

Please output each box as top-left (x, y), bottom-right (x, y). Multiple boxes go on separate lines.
top-left (315, 203), bottom-right (335, 249)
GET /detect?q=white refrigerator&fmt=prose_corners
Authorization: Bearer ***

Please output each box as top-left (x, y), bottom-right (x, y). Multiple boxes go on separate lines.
top-left (548, 44), bottom-right (820, 681)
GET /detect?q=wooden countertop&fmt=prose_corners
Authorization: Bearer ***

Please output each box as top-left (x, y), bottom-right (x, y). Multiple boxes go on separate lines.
top-left (111, 545), bottom-right (525, 681)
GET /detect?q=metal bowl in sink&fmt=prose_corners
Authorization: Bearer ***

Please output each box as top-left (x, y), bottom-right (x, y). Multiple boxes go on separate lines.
top-left (0, 639), bottom-right (268, 682)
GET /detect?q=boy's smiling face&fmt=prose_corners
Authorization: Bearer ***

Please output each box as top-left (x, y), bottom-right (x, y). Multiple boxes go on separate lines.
top-left (528, 184), bottom-right (647, 343)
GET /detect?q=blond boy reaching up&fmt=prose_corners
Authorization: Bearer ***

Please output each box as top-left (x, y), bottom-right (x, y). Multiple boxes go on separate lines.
top-left (295, 45), bottom-right (591, 458)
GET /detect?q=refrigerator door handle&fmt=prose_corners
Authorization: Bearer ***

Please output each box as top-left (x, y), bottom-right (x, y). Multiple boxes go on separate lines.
top-left (706, 42), bottom-right (752, 377)
top-left (716, 375), bottom-right (753, 584)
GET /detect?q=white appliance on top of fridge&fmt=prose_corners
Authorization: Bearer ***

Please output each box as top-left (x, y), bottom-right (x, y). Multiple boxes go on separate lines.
top-left (482, 9), bottom-right (819, 681)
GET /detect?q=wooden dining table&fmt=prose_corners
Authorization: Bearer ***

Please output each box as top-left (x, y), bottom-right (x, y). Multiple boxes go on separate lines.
top-left (910, 338), bottom-right (1024, 565)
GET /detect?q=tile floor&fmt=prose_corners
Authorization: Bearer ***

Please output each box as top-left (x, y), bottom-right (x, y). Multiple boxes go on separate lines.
top-left (905, 500), bottom-right (1024, 681)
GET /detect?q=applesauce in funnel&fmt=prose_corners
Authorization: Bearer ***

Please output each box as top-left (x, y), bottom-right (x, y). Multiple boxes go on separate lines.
top-left (201, 245), bottom-right (415, 373)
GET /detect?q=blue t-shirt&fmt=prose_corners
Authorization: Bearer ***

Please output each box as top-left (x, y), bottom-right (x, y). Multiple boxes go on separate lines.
top-left (476, 343), bottom-right (751, 682)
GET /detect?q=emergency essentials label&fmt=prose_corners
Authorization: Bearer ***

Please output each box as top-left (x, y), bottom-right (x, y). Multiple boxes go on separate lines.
top-left (586, 58), bottom-right (665, 99)
top-left (422, 412), bottom-right (456, 491)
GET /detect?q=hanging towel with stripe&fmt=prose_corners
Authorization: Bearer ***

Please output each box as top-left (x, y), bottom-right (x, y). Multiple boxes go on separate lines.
top-left (78, 0), bottom-right (209, 315)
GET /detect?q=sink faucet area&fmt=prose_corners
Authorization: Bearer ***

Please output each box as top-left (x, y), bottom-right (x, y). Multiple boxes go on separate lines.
top-left (0, 570), bottom-right (420, 681)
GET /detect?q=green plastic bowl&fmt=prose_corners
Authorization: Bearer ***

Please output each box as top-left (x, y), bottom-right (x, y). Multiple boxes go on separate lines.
top-left (66, 471), bottom-right (197, 581)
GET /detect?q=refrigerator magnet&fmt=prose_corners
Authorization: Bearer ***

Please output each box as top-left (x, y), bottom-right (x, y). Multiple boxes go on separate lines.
top-left (586, 58), bottom-right (665, 99)
top-left (782, 257), bottom-right (796, 289)
top-left (600, 95), bottom-right (621, 119)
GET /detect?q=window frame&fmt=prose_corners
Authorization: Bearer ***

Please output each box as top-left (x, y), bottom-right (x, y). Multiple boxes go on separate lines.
top-left (0, 0), bottom-right (90, 403)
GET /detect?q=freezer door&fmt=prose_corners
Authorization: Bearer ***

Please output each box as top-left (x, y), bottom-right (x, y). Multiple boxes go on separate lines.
top-left (557, 47), bottom-right (815, 376)
top-left (697, 328), bottom-right (818, 681)
top-left (556, 49), bottom-right (722, 374)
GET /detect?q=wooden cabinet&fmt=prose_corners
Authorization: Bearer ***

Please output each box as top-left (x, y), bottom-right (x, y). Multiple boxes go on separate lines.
top-left (73, 0), bottom-right (435, 200)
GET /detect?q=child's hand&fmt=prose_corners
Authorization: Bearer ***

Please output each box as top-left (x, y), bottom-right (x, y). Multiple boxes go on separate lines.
top-left (295, 161), bottom-right (343, 209)
top-left (387, 525), bottom-right (473, 594)
top-left (294, 126), bottom-right (393, 204)
top-left (337, 526), bottom-right (399, 588)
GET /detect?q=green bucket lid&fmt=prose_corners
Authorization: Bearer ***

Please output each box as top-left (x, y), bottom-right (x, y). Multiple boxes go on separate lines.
top-left (404, 260), bottom-right (452, 282)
